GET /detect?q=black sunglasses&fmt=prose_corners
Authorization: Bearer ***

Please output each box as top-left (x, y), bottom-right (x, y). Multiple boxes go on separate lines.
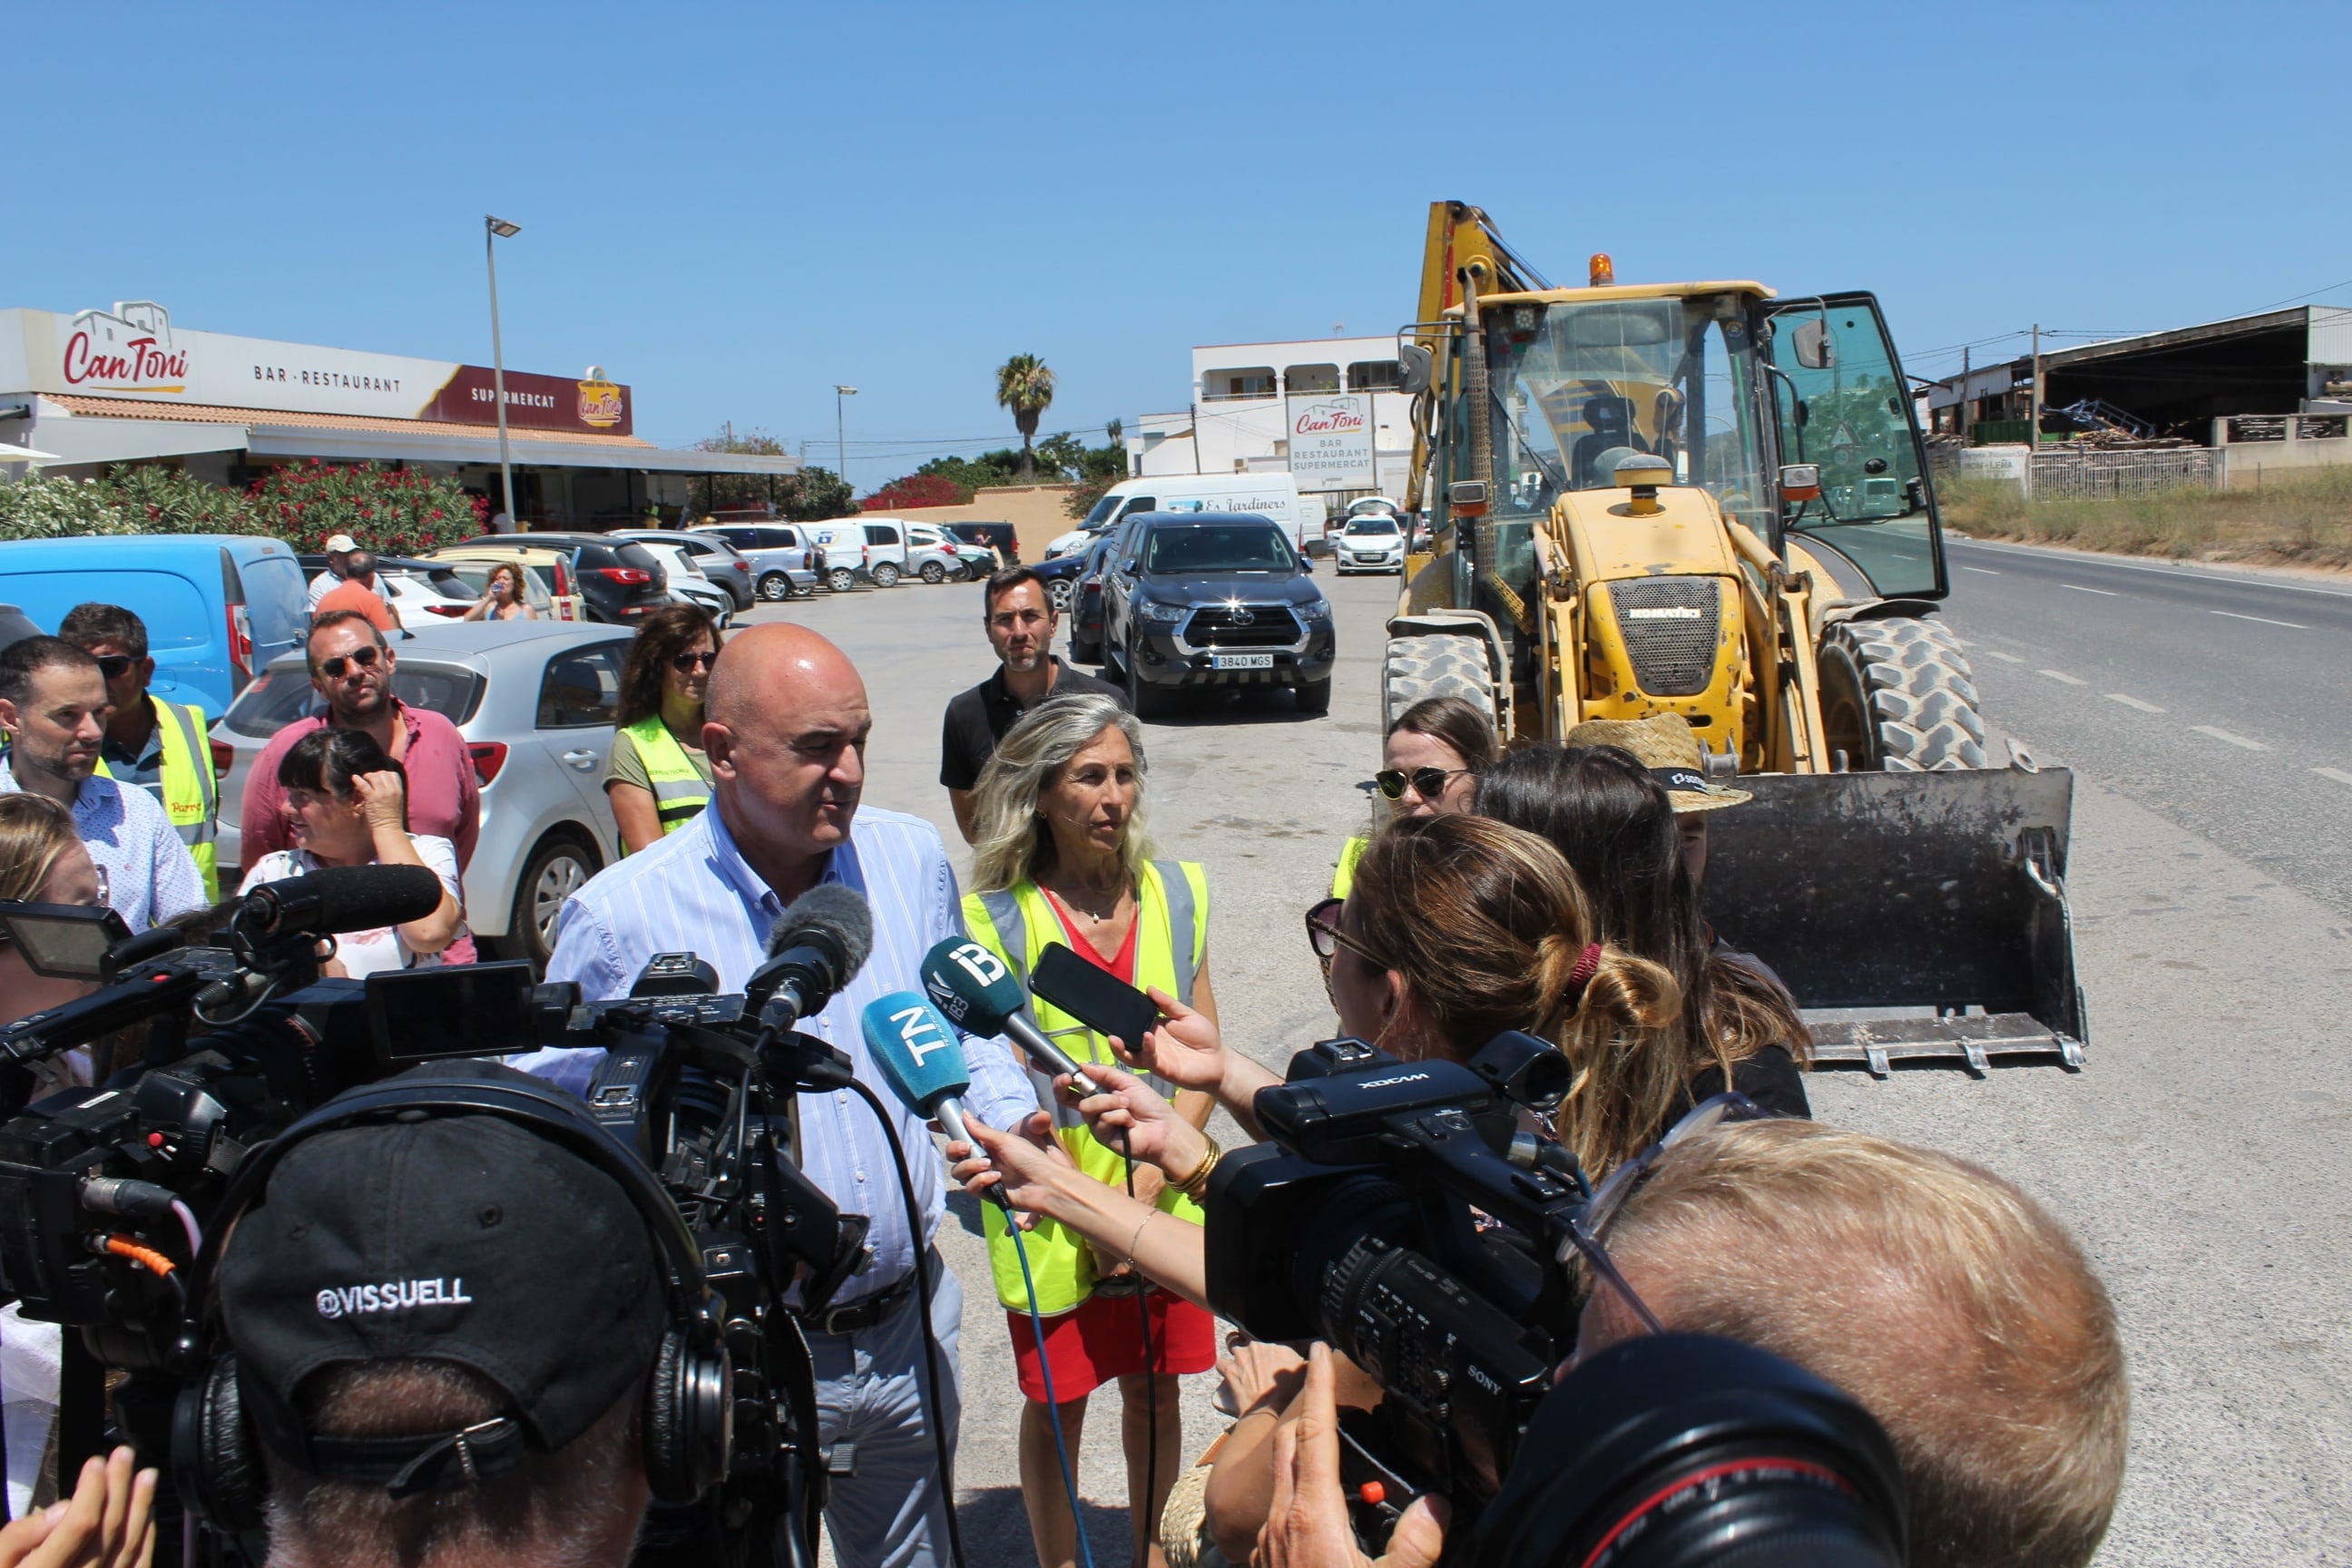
top-left (1375, 765), bottom-right (1471, 801)
top-left (669, 649), bottom-right (718, 673)
top-left (316, 644), bottom-right (384, 680)
top-left (93, 654), bottom-right (134, 681)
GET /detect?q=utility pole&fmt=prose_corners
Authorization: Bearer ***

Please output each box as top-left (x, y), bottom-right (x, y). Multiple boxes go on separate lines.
top-left (1959, 345), bottom-right (1972, 444)
top-left (2029, 323), bottom-right (2043, 447)
top-left (484, 216), bottom-right (522, 527)
top-left (834, 386), bottom-right (858, 489)
top-left (1190, 401), bottom-right (1202, 474)
top-left (2025, 324), bottom-right (2043, 503)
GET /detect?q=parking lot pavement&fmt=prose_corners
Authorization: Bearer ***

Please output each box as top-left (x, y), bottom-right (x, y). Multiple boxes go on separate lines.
top-left (753, 554), bottom-right (2352, 1566)
top-left (747, 570), bottom-right (1398, 1565)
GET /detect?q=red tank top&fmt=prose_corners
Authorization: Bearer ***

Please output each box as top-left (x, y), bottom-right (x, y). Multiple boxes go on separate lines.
top-left (1041, 887), bottom-right (1140, 984)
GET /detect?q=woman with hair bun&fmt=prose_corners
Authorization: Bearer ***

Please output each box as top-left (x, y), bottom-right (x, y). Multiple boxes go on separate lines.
top-left (1476, 738), bottom-right (1812, 1175)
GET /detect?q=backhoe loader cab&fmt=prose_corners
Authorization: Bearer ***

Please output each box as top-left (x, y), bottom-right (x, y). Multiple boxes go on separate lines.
top-left (1385, 202), bottom-right (2083, 1075)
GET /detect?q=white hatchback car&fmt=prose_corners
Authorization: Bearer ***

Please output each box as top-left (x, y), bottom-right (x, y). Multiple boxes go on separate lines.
top-left (1333, 514), bottom-right (1407, 573)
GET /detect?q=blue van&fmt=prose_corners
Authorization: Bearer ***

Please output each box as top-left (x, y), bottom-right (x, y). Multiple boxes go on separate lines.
top-left (0, 535), bottom-right (309, 719)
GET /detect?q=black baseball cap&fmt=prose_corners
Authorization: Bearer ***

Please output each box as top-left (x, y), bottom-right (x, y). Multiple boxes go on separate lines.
top-left (219, 1066), bottom-right (667, 1491)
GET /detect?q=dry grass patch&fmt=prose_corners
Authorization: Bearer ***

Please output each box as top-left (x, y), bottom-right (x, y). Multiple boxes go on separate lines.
top-left (1940, 469), bottom-right (2352, 571)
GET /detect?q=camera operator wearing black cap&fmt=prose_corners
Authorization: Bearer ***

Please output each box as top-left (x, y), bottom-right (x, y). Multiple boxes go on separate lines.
top-left (206, 1073), bottom-right (673, 1568)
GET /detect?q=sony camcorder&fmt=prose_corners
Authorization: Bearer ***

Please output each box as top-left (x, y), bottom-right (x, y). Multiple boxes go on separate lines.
top-left (1203, 1034), bottom-right (1908, 1568)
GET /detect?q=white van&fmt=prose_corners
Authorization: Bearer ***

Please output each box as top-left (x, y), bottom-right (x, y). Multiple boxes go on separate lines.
top-left (1044, 474), bottom-right (1305, 559)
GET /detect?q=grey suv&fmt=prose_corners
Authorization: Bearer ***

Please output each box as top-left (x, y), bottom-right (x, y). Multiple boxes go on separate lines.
top-left (1101, 513), bottom-right (1336, 718)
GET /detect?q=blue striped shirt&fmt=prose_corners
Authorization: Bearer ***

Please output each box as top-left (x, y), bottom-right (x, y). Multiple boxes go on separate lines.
top-left (0, 757), bottom-right (206, 934)
top-left (511, 802), bottom-right (1035, 1300)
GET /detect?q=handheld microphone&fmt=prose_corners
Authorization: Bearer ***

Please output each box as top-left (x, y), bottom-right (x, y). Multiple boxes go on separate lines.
top-left (744, 883), bottom-right (874, 1030)
top-left (858, 992), bottom-right (1010, 1210)
top-left (240, 864), bottom-right (444, 938)
top-left (919, 937), bottom-right (1101, 1097)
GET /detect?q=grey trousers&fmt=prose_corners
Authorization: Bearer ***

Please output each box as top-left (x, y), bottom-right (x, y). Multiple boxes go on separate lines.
top-left (808, 1252), bottom-right (964, 1568)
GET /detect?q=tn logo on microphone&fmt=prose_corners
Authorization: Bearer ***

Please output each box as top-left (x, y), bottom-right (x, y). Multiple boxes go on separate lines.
top-left (889, 1006), bottom-right (956, 1068)
top-left (948, 942), bottom-right (1007, 988)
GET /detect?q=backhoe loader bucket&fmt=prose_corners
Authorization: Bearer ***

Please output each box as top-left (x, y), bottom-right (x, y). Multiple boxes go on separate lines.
top-left (1701, 767), bottom-right (2085, 1076)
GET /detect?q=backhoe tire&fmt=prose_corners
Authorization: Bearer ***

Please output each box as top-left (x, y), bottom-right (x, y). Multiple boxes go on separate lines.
top-left (1381, 632), bottom-right (1495, 734)
top-left (1817, 618), bottom-right (1987, 771)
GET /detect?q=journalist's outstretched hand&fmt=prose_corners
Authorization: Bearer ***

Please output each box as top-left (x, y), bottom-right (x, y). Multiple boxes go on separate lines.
top-left (949, 1111), bottom-right (1210, 1309)
top-left (1257, 1345), bottom-right (1448, 1568)
top-left (0, 1446), bottom-right (158, 1568)
top-left (1124, 986), bottom-right (1279, 1139)
top-left (1063, 1059), bottom-right (1211, 1180)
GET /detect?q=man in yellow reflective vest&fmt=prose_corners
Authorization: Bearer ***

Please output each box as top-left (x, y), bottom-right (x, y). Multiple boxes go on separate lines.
top-left (61, 604), bottom-right (222, 901)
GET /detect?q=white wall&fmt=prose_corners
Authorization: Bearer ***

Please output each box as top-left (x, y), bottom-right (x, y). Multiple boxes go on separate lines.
top-left (1125, 336), bottom-right (1416, 497)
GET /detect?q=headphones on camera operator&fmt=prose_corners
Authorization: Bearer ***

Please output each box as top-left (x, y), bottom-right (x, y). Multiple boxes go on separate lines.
top-left (170, 1064), bottom-right (735, 1534)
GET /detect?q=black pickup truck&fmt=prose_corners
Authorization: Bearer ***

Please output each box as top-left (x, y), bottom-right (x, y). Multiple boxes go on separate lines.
top-left (1100, 513), bottom-right (1336, 717)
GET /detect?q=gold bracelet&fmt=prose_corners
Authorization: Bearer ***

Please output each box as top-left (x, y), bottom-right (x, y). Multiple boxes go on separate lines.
top-left (1178, 1134), bottom-right (1225, 1200)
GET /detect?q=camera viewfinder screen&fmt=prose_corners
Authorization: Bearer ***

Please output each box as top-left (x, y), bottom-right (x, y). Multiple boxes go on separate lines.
top-left (0, 903), bottom-right (132, 981)
top-left (365, 962), bottom-right (537, 1063)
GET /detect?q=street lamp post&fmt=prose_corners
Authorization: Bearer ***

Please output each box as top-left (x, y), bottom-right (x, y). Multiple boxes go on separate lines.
top-left (485, 216), bottom-right (522, 529)
top-left (835, 385), bottom-right (858, 493)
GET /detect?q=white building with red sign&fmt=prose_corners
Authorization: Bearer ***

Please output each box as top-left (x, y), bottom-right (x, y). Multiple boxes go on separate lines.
top-left (0, 301), bottom-right (798, 526)
top-left (1127, 335), bottom-right (1415, 503)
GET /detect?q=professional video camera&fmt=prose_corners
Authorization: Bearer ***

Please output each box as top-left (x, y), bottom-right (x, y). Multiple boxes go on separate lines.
top-left (0, 871), bottom-right (874, 1568)
top-left (1204, 1034), bottom-right (1907, 1568)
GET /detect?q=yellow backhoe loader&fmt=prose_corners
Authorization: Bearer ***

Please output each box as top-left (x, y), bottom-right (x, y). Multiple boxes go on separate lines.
top-left (1384, 201), bottom-right (2083, 1073)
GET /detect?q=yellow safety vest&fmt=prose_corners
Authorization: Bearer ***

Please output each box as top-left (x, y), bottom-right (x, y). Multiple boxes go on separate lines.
top-left (1330, 835), bottom-right (1368, 900)
top-left (617, 716), bottom-right (710, 854)
top-left (94, 699), bottom-right (220, 903)
top-left (964, 860), bottom-right (1210, 1316)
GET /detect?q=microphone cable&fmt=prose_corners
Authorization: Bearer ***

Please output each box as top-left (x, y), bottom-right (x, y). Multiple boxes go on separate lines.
top-left (1008, 1214), bottom-right (1098, 1568)
top-left (837, 1075), bottom-right (973, 1568)
top-left (1116, 1124), bottom-right (1160, 1568)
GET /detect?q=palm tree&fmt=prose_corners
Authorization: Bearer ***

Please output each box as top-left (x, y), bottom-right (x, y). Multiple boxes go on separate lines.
top-left (995, 355), bottom-right (1056, 480)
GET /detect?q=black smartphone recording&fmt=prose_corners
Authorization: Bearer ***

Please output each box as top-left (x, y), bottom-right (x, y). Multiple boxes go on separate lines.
top-left (1029, 941), bottom-right (1161, 1057)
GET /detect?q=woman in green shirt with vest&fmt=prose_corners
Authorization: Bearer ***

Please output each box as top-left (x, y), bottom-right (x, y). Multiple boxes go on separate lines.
top-left (965, 690), bottom-right (1218, 1568)
top-left (603, 604), bottom-right (720, 856)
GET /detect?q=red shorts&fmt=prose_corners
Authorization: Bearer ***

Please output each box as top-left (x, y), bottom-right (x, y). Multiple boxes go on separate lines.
top-left (1006, 1289), bottom-right (1217, 1404)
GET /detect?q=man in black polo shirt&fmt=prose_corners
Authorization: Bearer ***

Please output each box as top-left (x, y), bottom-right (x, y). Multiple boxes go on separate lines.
top-left (941, 565), bottom-right (1124, 842)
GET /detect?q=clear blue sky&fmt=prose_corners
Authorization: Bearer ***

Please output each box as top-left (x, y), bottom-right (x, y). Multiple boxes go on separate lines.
top-left (10, 1), bottom-right (2347, 493)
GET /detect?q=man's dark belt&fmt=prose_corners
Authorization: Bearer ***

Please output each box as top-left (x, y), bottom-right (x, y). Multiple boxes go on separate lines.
top-left (799, 1278), bottom-right (916, 1336)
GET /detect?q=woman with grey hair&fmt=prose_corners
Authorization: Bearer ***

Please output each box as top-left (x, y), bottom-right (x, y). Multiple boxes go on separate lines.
top-left (961, 690), bottom-right (1219, 1568)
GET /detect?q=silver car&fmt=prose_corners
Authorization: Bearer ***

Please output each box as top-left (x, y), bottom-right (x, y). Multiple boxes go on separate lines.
top-left (612, 529), bottom-right (755, 612)
top-left (628, 537), bottom-right (735, 627)
top-left (210, 622), bottom-right (632, 969)
top-left (700, 524), bottom-right (822, 602)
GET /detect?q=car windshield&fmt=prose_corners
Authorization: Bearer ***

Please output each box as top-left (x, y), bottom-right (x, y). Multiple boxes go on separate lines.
top-left (1081, 491), bottom-right (1124, 528)
top-left (1143, 524), bottom-right (1295, 573)
top-left (222, 660), bottom-right (487, 736)
top-left (1343, 517), bottom-right (1399, 535)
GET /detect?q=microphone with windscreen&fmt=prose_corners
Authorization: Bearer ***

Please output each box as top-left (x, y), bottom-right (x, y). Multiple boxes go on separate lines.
top-left (918, 936), bottom-right (1101, 1098)
top-left (239, 864), bottom-right (445, 937)
top-left (745, 883), bottom-right (873, 1030)
top-left (859, 992), bottom-right (1010, 1210)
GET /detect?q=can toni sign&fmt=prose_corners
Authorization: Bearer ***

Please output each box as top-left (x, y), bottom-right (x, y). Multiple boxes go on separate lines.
top-left (62, 302), bottom-right (191, 394)
top-left (1285, 392), bottom-right (1376, 489)
top-left (23, 300), bottom-right (631, 436)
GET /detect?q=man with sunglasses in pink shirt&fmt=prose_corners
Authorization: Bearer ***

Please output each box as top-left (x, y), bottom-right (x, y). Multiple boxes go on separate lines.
top-left (237, 610), bottom-right (480, 958)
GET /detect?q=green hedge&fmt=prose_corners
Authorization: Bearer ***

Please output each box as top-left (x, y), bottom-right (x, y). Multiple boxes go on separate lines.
top-left (0, 462), bottom-right (485, 554)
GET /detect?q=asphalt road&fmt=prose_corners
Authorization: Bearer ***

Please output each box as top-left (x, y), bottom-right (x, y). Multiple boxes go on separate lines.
top-left (750, 545), bottom-right (2350, 1567)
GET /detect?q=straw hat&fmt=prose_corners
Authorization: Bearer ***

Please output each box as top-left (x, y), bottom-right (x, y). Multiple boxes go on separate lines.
top-left (1563, 713), bottom-right (1751, 813)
